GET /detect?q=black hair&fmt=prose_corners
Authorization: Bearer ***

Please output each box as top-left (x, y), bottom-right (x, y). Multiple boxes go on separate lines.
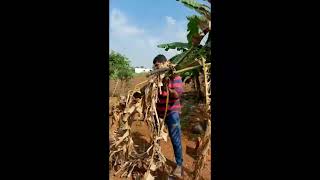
top-left (153, 54), bottom-right (167, 64)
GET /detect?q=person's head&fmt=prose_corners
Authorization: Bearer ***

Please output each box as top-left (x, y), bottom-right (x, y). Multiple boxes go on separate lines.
top-left (153, 54), bottom-right (168, 69)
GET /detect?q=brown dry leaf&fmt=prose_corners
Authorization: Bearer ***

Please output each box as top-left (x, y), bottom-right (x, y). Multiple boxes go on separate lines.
top-left (131, 112), bottom-right (140, 121)
top-left (122, 145), bottom-right (127, 157)
top-left (195, 137), bottom-right (202, 151)
top-left (136, 106), bottom-right (143, 114)
top-left (137, 161), bottom-right (142, 169)
top-left (109, 149), bottom-right (121, 161)
top-left (114, 161), bottom-right (129, 175)
top-left (115, 130), bottom-right (129, 147)
top-left (127, 164), bottom-right (137, 178)
top-left (109, 74), bottom-right (192, 179)
top-left (120, 170), bottom-right (128, 178)
top-left (201, 140), bottom-right (210, 156)
top-left (122, 114), bottom-right (130, 122)
top-left (143, 170), bottom-right (154, 180)
top-left (135, 98), bottom-right (142, 106)
top-left (149, 162), bottom-right (157, 171)
top-left (122, 122), bottom-right (130, 130)
top-left (124, 105), bottom-right (135, 114)
top-left (146, 144), bottom-right (153, 155)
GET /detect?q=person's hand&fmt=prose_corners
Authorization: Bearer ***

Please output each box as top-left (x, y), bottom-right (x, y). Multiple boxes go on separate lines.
top-left (162, 76), bottom-right (170, 86)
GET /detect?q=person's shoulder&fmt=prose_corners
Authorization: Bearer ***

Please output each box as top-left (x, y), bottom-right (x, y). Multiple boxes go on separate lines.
top-left (172, 75), bottom-right (182, 80)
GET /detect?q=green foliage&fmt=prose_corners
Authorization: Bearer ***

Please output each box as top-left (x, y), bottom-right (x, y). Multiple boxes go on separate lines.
top-left (109, 50), bottom-right (134, 81)
top-left (186, 15), bottom-right (201, 45)
top-left (157, 42), bottom-right (190, 51)
top-left (170, 47), bottom-right (195, 66)
top-left (159, 0), bottom-right (211, 49)
top-left (158, 0), bottom-right (211, 79)
top-left (171, 46), bottom-right (209, 69)
top-left (176, 0), bottom-right (207, 12)
top-left (170, 54), bottom-right (183, 64)
top-left (176, 0), bottom-right (211, 20)
top-left (181, 68), bottom-right (198, 81)
top-left (186, 15), bottom-right (210, 46)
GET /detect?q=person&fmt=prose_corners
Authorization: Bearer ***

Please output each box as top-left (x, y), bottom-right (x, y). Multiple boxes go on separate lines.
top-left (153, 54), bottom-right (184, 177)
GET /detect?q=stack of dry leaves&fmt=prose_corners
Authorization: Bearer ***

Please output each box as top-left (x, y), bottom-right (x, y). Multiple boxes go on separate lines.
top-left (109, 72), bottom-right (170, 180)
top-left (109, 62), bottom-right (212, 180)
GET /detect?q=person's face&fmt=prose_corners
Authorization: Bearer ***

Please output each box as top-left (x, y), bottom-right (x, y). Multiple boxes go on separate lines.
top-left (154, 62), bottom-right (163, 70)
top-left (154, 61), bottom-right (169, 69)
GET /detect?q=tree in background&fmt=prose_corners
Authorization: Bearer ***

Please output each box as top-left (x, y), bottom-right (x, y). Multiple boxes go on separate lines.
top-left (109, 50), bottom-right (134, 96)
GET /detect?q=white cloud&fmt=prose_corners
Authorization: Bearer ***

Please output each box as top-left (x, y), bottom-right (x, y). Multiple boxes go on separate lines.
top-left (110, 8), bottom-right (189, 68)
top-left (147, 37), bottom-right (161, 47)
top-left (165, 16), bottom-right (176, 25)
top-left (110, 8), bottom-right (144, 37)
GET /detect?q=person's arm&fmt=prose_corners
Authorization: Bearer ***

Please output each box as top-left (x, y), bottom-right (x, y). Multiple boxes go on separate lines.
top-left (163, 75), bottom-right (183, 98)
top-left (172, 76), bottom-right (184, 98)
top-left (168, 88), bottom-right (180, 98)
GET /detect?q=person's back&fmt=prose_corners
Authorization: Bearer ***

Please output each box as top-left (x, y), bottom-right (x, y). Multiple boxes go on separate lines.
top-left (153, 54), bottom-right (184, 178)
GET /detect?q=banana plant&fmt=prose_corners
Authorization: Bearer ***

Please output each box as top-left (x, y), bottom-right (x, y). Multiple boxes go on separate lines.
top-left (157, 1), bottom-right (212, 179)
top-left (157, 0), bottom-right (211, 79)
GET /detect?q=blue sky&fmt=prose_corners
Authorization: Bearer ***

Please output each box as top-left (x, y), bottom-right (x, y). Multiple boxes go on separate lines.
top-left (109, 0), bottom-right (209, 68)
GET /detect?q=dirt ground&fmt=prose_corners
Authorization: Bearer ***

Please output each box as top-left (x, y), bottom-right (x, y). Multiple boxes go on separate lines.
top-left (109, 74), bottom-right (211, 180)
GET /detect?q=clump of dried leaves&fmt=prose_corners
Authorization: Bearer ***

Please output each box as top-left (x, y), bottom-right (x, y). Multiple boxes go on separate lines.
top-left (193, 116), bottom-right (211, 180)
top-left (110, 61), bottom-right (212, 180)
top-left (109, 72), bottom-right (170, 180)
top-left (192, 60), bottom-right (212, 180)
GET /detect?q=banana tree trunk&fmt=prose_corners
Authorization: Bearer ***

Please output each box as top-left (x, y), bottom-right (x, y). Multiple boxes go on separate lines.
top-left (202, 57), bottom-right (210, 110)
top-left (193, 76), bottom-right (198, 91)
top-left (195, 74), bottom-right (201, 100)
